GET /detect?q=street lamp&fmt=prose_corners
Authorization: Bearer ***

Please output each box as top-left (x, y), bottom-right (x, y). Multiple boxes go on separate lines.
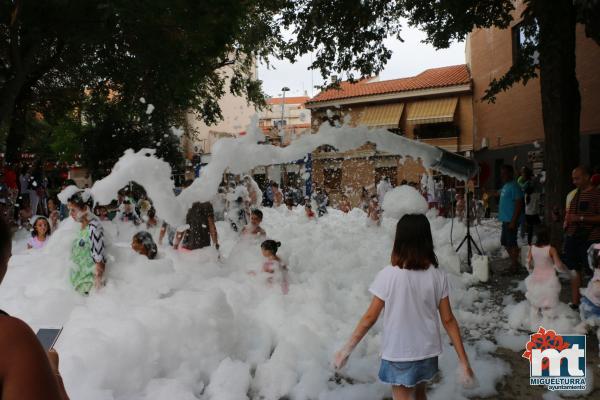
top-left (280, 87), bottom-right (290, 129)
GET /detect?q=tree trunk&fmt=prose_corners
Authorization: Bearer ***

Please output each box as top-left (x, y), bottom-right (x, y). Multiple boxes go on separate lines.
top-left (5, 100), bottom-right (27, 163)
top-left (534, 0), bottom-right (581, 246)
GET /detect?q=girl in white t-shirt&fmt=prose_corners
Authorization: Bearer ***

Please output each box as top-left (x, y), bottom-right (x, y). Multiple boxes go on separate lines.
top-left (333, 214), bottom-right (474, 400)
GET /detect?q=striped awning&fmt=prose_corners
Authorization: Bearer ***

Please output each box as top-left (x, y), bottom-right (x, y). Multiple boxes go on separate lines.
top-left (358, 103), bottom-right (404, 127)
top-left (406, 98), bottom-right (458, 124)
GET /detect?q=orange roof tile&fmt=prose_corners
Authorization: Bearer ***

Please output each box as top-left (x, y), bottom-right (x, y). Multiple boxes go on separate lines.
top-left (306, 65), bottom-right (470, 105)
top-left (267, 96), bottom-right (310, 105)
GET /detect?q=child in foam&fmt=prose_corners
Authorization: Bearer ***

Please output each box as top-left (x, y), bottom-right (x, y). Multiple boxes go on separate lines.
top-left (94, 205), bottom-right (111, 221)
top-left (304, 202), bottom-right (315, 220)
top-left (67, 190), bottom-right (106, 295)
top-left (579, 244), bottom-right (600, 327)
top-left (334, 214), bottom-right (475, 399)
top-left (259, 240), bottom-right (288, 294)
top-left (241, 209), bottom-right (267, 238)
top-left (525, 226), bottom-right (571, 316)
top-left (131, 231), bottom-right (158, 260)
top-left (116, 198), bottom-right (141, 225)
top-left (27, 216), bottom-right (51, 250)
top-left (366, 195), bottom-right (381, 227)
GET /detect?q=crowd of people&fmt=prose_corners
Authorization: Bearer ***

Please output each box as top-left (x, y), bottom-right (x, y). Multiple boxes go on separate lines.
top-left (1, 161), bottom-right (599, 400)
top-left (497, 164), bottom-right (600, 330)
top-left (0, 192), bottom-right (478, 400)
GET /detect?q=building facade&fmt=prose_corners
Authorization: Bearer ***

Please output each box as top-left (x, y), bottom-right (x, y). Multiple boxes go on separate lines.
top-left (247, 96), bottom-right (313, 193)
top-left (258, 95), bottom-right (311, 145)
top-left (467, 2), bottom-right (600, 189)
top-left (305, 65), bottom-right (474, 207)
top-left (183, 65), bottom-right (259, 159)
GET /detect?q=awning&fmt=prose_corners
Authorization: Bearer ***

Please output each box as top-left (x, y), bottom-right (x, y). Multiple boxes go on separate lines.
top-left (357, 103), bottom-right (404, 127)
top-left (406, 97), bottom-right (458, 124)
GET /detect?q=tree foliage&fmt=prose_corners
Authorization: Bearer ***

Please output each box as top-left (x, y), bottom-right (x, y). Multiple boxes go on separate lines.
top-left (0, 0), bottom-right (281, 170)
top-left (1, 0), bottom-right (599, 184)
top-left (276, 0), bottom-right (598, 101)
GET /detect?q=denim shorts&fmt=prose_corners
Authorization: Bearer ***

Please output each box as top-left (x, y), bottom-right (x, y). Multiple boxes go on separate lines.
top-left (378, 357), bottom-right (439, 387)
top-left (501, 222), bottom-right (518, 248)
top-left (581, 296), bottom-right (600, 320)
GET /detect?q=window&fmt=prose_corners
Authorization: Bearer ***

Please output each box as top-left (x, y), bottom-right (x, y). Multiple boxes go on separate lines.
top-left (323, 168), bottom-right (342, 191)
top-left (273, 120), bottom-right (287, 128)
top-left (375, 167), bottom-right (398, 187)
top-left (413, 123), bottom-right (459, 139)
top-left (315, 144), bottom-right (338, 153)
top-left (494, 159), bottom-right (504, 190)
top-left (319, 109), bottom-right (342, 127)
top-left (512, 21), bottom-right (539, 66)
top-left (285, 172), bottom-right (299, 187)
top-left (253, 174), bottom-right (267, 192)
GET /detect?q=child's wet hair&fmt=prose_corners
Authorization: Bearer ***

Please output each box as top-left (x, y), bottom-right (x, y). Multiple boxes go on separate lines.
top-left (391, 214), bottom-right (438, 270)
top-left (68, 190), bottom-right (94, 209)
top-left (261, 240), bottom-right (281, 254)
top-left (251, 209), bottom-right (263, 220)
top-left (534, 226), bottom-right (551, 247)
top-left (133, 231), bottom-right (158, 260)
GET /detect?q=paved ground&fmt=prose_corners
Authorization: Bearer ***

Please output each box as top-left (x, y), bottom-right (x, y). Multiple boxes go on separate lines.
top-left (474, 257), bottom-right (599, 399)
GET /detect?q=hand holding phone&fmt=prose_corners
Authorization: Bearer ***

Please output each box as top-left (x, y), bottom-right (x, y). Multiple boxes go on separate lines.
top-left (36, 328), bottom-right (63, 351)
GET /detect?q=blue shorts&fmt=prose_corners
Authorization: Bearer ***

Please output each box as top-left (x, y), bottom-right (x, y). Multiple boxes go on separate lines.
top-left (378, 357), bottom-right (439, 387)
top-left (501, 222), bottom-right (518, 248)
top-left (581, 296), bottom-right (600, 320)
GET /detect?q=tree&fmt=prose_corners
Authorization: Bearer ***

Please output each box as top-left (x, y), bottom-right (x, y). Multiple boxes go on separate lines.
top-left (278, 0), bottom-right (599, 242)
top-left (0, 0), bottom-right (280, 169)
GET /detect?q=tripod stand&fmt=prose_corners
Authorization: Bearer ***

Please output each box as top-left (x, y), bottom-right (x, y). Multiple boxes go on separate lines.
top-left (455, 191), bottom-right (483, 273)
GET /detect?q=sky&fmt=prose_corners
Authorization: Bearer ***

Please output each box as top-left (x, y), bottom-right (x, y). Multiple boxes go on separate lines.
top-left (258, 27), bottom-right (466, 99)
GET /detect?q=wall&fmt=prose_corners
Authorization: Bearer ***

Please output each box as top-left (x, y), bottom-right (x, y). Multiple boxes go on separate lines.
top-left (309, 91), bottom-right (472, 207)
top-left (185, 65), bottom-right (258, 156)
top-left (312, 154), bottom-right (426, 207)
top-left (469, 15), bottom-right (600, 150)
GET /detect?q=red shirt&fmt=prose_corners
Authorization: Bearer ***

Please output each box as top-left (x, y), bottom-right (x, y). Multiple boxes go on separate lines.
top-left (3, 168), bottom-right (17, 189)
top-left (591, 174), bottom-right (600, 187)
top-left (566, 187), bottom-right (600, 242)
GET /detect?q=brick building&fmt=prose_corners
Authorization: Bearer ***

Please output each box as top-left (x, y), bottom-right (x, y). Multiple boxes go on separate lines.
top-left (304, 65), bottom-right (474, 206)
top-left (467, 3), bottom-right (600, 189)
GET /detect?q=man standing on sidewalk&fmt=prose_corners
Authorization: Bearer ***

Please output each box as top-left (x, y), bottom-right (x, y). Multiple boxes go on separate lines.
top-left (564, 166), bottom-right (600, 309)
top-left (498, 165), bottom-right (524, 273)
